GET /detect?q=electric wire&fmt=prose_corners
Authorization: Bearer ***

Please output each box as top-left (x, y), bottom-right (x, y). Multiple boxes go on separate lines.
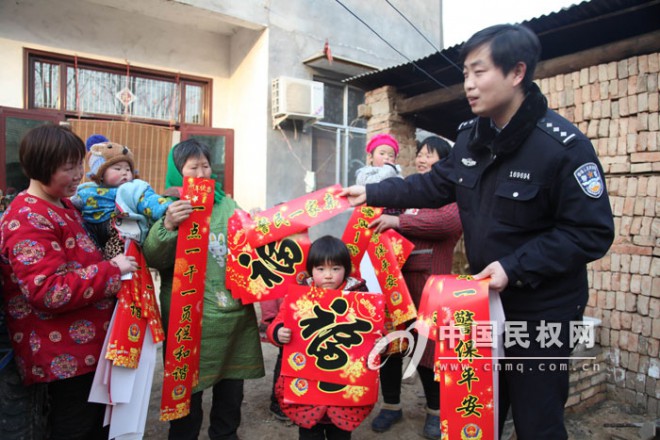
top-left (333, 0), bottom-right (449, 89)
top-left (384, 0), bottom-right (463, 72)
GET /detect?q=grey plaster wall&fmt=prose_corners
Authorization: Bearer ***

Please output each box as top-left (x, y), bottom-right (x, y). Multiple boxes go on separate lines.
top-left (263, 0), bottom-right (443, 210)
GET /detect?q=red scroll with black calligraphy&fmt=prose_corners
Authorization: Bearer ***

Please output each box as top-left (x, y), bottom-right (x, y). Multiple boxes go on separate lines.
top-left (422, 275), bottom-right (496, 440)
top-left (281, 285), bottom-right (384, 406)
top-left (160, 177), bottom-right (215, 421)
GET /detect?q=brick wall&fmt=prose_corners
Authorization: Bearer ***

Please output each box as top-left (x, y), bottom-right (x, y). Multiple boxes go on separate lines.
top-left (365, 51), bottom-right (660, 416)
top-left (539, 52), bottom-right (659, 416)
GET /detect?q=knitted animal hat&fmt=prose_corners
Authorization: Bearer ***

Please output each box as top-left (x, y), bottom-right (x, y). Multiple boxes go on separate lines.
top-left (87, 142), bottom-right (135, 183)
top-left (366, 133), bottom-right (400, 156)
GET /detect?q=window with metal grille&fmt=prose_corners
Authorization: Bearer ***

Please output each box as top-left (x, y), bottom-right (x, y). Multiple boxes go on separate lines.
top-left (27, 49), bottom-right (210, 126)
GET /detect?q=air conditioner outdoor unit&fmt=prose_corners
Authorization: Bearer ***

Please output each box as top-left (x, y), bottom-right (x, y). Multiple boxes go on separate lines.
top-left (272, 77), bottom-right (324, 126)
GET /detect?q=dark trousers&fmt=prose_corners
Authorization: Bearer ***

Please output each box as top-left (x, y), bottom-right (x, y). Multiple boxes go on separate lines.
top-left (379, 355), bottom-right (439, 410)
top-left (47, 372), bottom-right (108, 440)
top-left (271, 348), bottom-right (283, 405)
top-left (498, 320), bottom-right (572, 440)
top-left (299, 423), bottom-right (351, 440)
top-left (169, 379), bottom-right (244, 440)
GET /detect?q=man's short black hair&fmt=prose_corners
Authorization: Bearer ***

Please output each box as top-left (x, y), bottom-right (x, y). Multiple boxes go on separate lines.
top-left (459, 24), bottom-right (541, 91)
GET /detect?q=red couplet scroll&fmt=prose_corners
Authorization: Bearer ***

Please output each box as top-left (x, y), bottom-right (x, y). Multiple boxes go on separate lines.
top-left (160, 177), bottom-right (215, 421)
top-left (421, 275), bottom-right (496, 440)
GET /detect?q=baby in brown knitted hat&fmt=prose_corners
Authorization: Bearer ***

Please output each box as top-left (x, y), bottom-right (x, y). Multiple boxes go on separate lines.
top-left (73, 138), bottom-right (171, 258)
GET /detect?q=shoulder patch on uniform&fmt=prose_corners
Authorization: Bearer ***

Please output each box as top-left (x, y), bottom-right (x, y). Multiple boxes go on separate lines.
top-left (457, 118), bottom-right (477, 132)
top-left (574, 162), bottom-right (604, 198)
top-left (537, 115), bottom-right (580, 146)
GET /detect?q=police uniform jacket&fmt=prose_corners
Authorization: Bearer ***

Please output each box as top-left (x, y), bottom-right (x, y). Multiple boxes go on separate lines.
top-left (366, 84), bottom-right (614, 321)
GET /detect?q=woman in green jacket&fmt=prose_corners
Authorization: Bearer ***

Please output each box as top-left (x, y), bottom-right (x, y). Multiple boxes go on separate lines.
top-left (144, 139), bottom-right (264, 440)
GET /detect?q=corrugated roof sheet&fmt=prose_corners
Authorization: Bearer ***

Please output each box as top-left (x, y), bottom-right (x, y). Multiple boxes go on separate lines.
top-left (346, 0), bottom-right (659, 97)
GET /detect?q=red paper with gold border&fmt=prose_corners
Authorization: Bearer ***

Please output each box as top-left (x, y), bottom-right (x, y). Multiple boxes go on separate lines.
top-left (429, 275), bottom-right (495, 440)
top-left (280, 285), bottom-right (384, 404)
top-left (340, 206), bottom-right (383, 277)
top-left (226, 209), bottom-right (311, 303)
top-left (283, 376), bottom-right (379, 406)
top-left (105, 241), bottom-right (164, 367)
top-left (160, 177), bottom-right (215, 421)
top-left (367, 231), bottom-right (417, 327)
top-left (246, 185), bottom-right (351, 248)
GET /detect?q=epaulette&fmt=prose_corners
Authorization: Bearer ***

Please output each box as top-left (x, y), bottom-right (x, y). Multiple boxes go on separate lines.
top-left (457, 118), bottom-right (477, 132)
top-left (537, 112), bottom-right (581, 146)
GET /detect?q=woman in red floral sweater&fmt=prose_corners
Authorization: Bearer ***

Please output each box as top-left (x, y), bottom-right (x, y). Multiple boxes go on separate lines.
top-left (266, 235), bottom-right (373, 440)
top-left (0, 125), bottom-right (137, 439)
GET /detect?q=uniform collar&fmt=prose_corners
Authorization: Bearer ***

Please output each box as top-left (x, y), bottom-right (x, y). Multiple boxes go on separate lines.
top-left (467, 83), bottom-right (548, 157)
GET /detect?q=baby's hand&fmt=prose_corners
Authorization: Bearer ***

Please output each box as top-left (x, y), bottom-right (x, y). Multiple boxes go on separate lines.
top-left (278, 327), bottom-right (292, 344)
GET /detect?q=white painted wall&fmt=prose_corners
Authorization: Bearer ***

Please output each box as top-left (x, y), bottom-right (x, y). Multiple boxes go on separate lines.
top-left (0, 0), bottom-right (231, 77)
top-left (226, 28), bottom-right (269, 211)
top-left (0, 38), bottom-right (24, 108)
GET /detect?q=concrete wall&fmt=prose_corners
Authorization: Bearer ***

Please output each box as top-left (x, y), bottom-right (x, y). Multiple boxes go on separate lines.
top-left (262, 0), bottom-right (443, 208)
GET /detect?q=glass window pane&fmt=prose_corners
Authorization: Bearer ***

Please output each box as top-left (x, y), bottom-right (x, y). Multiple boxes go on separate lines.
top-left (346, 130), bottom-right (367, 186)
top-left (347, 88), bottom-right (365, 129)
top-left (185, 84), bottom-right (204, 124)
top-left (323, 83), bottom-right (344, 125)
top-left (33, 61), bottom-right (60, 110)
top-left (312, 126), bottom-right (338, 189)
top-left (65, 67), bottom-right (180, 122)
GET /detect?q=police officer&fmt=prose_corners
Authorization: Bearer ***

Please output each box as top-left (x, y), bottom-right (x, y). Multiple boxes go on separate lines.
top-left (340, 24), bottom-right (614, 440)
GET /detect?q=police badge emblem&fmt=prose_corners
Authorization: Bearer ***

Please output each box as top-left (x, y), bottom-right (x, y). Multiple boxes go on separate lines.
top-left (573, 162), bottom-right (604, 198)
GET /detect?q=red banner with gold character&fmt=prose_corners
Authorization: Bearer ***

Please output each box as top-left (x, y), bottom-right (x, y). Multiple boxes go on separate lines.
top-left (280, 285), bottom-right (384, 406)
top-left (160, 177), bottom-right (215, 421)
top-left (424, 275), bottom-right (495, 440)
top-left (226, 209), bottom-right (311, 303)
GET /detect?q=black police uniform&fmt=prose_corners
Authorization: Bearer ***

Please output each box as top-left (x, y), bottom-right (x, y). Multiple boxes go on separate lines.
top-left (366, 84), bottom-right (614, 439)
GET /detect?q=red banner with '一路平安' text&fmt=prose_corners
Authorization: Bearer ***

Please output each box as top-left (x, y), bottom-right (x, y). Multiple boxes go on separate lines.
top-left (160, 177), bottom-right (215, 421)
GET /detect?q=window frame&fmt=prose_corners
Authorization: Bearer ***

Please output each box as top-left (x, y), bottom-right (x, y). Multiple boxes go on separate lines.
top-left (24, 48), bottom-right (212, 127)
top-left (312, 78), bottom-right (366, 187)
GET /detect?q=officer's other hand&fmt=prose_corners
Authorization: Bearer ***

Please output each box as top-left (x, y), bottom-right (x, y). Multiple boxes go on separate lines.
top-left (369, 214), bottom-right (399, 233)
top-left (338, 185), bottom-right (366, 206)
top-left (473, 261), bottom-right (509, 292)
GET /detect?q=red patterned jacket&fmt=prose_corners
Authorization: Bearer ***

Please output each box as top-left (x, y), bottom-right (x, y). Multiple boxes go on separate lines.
top-left (0, 192), bottom-right (122, 384)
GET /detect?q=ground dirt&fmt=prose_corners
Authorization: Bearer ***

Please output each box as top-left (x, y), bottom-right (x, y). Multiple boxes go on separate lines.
top-left (143, 342), bottom-right (657, 440)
